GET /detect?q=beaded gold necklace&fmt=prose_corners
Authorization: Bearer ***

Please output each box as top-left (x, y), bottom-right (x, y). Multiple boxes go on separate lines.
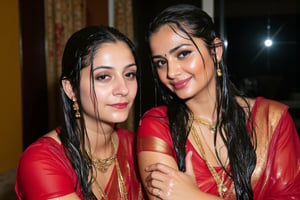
top-left (190, 122), bottom-right (227, 198)
top-left (91, 137), bottom-right (128, 200)
top-left (90, 139), bottom-right (115, 173)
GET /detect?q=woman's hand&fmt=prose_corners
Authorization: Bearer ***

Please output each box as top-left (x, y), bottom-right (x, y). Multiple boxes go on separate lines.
top-left (144, 151), bottom-right (200, 200)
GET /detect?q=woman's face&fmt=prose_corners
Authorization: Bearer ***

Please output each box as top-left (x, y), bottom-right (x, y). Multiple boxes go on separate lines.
top-left (80, 41), bottom-right (137, 125)
top-left (149, 25), bottom-right (218, 101)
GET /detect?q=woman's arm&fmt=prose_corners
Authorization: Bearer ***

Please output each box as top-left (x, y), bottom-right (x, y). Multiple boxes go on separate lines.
top-left (137, 108), bottom-right (222, 199)
top-left (15, 136), bottom-right (82, 200)
top-left (138, 151), bottom-right (178, 199)
top-left (138, 151), bottom-right (222, 200)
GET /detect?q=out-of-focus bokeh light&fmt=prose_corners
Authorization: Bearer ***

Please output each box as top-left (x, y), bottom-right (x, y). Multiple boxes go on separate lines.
top-left (224, 40), bottom-right (228, 48)
top-left (264, 38), bottom-right (273, 47)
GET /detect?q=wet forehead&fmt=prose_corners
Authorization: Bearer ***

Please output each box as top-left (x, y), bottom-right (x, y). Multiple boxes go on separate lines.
top-left (150, 26), bottom-right (189, 55)
top-left (149, 25), bottom-right (205, 57)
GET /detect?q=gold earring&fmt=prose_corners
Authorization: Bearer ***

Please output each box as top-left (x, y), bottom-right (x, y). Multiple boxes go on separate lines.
top-left (217, 63), bottom-right (222, 77)
top-left (72, 96), bottom-right (81, 118)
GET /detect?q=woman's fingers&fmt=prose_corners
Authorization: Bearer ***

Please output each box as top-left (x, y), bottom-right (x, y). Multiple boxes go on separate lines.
top-left (145, 162), bottom-right (175, 174)
top-left (145, 164), bottom-right (179, 199)
top-left (146, 168), bottom-right (168, 183)
top-left (147, 186), bottom-right (163, 199)
top-left (144, 155), bottom-right (198, 200)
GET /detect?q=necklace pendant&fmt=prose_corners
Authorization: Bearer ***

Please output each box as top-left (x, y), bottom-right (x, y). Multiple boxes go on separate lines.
top-left (209, 126), bottom-right (215, 133)
top-left (218, 184), bottom-right (227, 198)
top-left (98, 164), bottom-right (109, 173)
top-left (94, 157), bottom-right (115, 173)
top-left (221, 184), bottom-right (227, 193)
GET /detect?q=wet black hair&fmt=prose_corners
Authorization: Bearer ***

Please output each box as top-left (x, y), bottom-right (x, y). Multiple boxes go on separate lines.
top-left (59, 25), bottom-right (138, 199)
top-left (146, 4), bottom-right (257, 200)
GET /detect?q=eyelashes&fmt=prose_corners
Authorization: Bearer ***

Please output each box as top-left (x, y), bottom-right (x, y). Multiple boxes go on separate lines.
top-left (94, 71), bottom-right (137, 82)
top-left (153, 50), bottom-right (192, 68)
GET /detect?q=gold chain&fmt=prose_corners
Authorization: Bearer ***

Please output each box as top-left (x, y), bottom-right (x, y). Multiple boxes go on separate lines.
top-left (91, 137), bottom-right (128, 200)
top-left (93, 177), bottom-right (109, 200)
top-left (194, 117), bottom-right (216, 133)
top-left (90, 139), bottom-right (116, 173)
top-left (112, 138), bottom-right (128, 200)
top-left (190, 123), bottom-right (227, 198)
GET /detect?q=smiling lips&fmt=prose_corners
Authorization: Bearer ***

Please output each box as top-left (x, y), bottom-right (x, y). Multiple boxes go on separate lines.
top-left (109, 102), bottom-right (128, 109)
top-left (172, 77), bottom-right (192, 89)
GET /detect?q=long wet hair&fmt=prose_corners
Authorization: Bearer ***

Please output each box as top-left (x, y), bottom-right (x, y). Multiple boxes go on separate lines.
top-left (146, 4), bottom-right (257, 200)
top-left (59, 25), bottom-right (138, 199)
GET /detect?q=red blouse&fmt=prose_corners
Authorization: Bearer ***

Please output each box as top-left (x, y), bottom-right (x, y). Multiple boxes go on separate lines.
top-left (15, 128), bottom-right (143, 200)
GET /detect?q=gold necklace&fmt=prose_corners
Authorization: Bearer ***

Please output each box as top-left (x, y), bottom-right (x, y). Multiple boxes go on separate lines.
top-left (194, 117), bottom-right (216, 133)
top-left (90, 139), bottom-right (116, 173)
top-left (93, 177), bottom-right (109, 200)
top-left (112, 138), bottom-right (128, 200)
top-left (190, 123), bottom-right (227, 198)
top-left (92, 137), bottom-right (128, 200)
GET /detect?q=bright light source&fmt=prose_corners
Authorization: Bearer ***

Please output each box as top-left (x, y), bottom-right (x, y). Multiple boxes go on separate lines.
top-left (264, 39), bottom-right (273, 47)
top-left (224, 40), bottom-right (228, 48)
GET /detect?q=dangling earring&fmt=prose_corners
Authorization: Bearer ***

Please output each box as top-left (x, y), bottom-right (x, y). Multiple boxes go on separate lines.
top-left (72, 96), bottom-right (81, 118)
top-left (217, 63), bottom-right (222, 77)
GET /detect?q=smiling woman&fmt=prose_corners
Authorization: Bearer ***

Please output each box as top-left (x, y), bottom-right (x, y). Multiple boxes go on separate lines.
top-left (136, 4), bottom-right (300, 200)
top-left (15, 26), bottom-right (144, 200)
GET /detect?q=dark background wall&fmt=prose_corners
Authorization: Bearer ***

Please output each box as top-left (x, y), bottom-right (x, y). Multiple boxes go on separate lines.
top-left (19, 0), bottom-right (48, 150)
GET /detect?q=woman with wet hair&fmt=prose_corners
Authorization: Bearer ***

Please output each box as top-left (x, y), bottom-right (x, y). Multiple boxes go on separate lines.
top-left (16, 26), bottom-right (144, 200)
top-left (137, 4), bottom-right (300, 200)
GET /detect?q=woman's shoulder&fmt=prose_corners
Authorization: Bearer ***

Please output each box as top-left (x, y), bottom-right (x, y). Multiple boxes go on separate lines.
top-left (44, 129), bottom-right (61, 143)
top-left (143, 105), bottom-right (168, 117)
top-left (248, 96), bottom-right (290, 140)
top-left (16, 130), bottom-right (78, 199)
top-left (138, 106), bottom-right (171, 140)
top-left (18, 130), bottom-right (63, 166)
top-left (236, 96), bottom-right (288, 114)
top-left (251, 96), bottom-right (288, 115)
top-left (140, 106), bottom-right (168, 123)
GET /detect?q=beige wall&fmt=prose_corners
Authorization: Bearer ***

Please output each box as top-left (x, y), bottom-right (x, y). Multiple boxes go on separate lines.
top-left (0, 1), bottom-right (22, 174)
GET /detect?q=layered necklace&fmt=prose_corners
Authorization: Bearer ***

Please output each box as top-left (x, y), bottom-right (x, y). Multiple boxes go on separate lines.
top-left (90, 139), bottom-right (115, 173)
top-left (90, 137), bottom-right (128, 200)
top-left (193, 117), bottom-right (217, 133)
top-left (190, 122), bottom-right (227, 198)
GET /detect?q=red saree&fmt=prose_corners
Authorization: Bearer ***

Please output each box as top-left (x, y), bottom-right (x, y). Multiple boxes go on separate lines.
top-left (105, 128), bottom-right (144, 200)
top-left (15, 128), bottom-right (143, 200)
top-left (137, 97), bottom-right (300, 199)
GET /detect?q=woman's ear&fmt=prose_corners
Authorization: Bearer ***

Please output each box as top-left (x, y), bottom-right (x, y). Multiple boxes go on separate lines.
top-left (213, 38), bottom-right (223, 63)
top-left (62, 79), bottom-right (75, 99)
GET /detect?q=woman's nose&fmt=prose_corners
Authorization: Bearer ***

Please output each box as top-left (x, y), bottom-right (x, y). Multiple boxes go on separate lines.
top-left (167, 60), bottom-right (181, 78)
top-left (113, 77), bottom-right (129, 96)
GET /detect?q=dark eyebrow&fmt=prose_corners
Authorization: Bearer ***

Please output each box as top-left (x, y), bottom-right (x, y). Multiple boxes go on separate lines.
top-left (152, 43), bottom-right (192, 59)
top-left (93, 63), bottom-right (137, 72)
top-left (93, 66), bottom-right (112, 72)
top-left (126, 63), bottom-right (137, 68)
